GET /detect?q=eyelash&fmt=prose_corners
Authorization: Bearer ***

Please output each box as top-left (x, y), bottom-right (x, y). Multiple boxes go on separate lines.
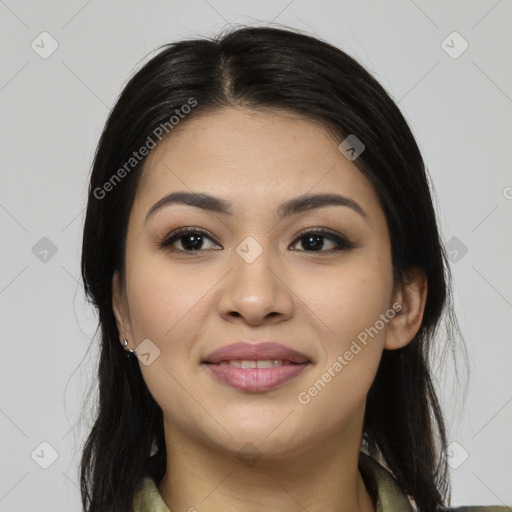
top-left (159, 227), bottom-right (356, 254)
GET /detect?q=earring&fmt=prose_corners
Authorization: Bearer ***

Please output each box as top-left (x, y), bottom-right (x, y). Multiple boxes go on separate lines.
top-left (123, 339), bottom-right (135, 354)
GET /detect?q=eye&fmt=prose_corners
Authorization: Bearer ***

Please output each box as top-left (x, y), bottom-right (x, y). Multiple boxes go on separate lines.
top-left (289, 228), bottom-right (355, 253)
top-left (159, 227), bottom-right (355, 253)
top-left (160, 227), bottom-right (222, 252)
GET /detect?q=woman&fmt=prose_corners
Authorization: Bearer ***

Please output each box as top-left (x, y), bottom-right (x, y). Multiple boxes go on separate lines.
top-left (79, 26), bottom-right (511, 512)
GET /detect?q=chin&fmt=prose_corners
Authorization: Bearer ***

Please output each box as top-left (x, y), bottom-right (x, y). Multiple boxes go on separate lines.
top-left (221, 437), bottom-right (306, 464)
top-left (203, 421), bottom-right (309, 461)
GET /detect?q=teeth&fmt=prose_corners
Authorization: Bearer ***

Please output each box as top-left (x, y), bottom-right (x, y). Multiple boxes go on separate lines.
top-left (255, 360), bottom-right (276, 368)
top-left (256, 360), bottom-right (284, 368)
top-left (217, 360), bottom-right (287, 368)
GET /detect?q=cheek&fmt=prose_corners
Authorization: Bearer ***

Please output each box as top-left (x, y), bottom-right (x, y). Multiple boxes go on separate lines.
top-left (295, 278), bottom-right (389, 437)
top-left (124, 256), bottom-right (221, 439)
top-left (292, 254), bottom-right (393, 417)
top-left (125, 252), bottom-right (215, 343)
top-left (294, 256), bottom-right (394, 351)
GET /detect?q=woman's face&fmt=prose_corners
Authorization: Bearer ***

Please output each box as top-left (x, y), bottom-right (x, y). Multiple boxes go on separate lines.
top-left (113, 107), bottom-right (402, 459)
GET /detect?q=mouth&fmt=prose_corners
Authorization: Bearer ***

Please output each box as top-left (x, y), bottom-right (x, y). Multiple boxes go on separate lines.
top-left (202, 342), bottom-right (312, 392)
top-left (207, 359), bottom-right (301, 368)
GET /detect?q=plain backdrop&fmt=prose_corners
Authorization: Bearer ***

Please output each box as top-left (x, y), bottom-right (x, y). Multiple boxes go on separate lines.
top-left (0, 1), bottom-right (511, 510)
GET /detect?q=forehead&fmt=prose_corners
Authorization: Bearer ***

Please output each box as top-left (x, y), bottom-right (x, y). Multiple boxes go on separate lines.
top-left (134, 107), bottom-right (384, 226)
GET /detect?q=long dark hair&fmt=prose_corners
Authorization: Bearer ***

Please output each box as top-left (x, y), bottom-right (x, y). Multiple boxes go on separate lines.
top-left (80, 25), bottom-right (466, 512)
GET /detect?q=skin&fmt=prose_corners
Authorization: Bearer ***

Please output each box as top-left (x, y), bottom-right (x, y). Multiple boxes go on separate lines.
top-left (112, 107), bottom-right (427, 512)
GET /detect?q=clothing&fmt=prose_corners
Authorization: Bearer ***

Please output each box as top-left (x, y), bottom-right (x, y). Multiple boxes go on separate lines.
top-left (133, 452), bottom-right (511, 512)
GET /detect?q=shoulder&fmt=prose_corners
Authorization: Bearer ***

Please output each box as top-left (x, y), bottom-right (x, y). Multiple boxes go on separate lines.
top-left (441, 508), bottom-right (512, 512)
top-left (359, 452), bottom-right (511, 512)
top-left (133, 476), bottom-right (170, 512)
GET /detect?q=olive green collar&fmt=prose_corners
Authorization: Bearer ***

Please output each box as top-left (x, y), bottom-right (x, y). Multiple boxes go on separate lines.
top-left (358, 452), bottom-right (414, 512)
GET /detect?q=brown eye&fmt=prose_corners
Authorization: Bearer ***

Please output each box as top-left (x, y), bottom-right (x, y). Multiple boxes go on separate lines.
top-left (290, 229), bottom-right (355, 253)
top-left (160, 228), bottom-right (222, 252)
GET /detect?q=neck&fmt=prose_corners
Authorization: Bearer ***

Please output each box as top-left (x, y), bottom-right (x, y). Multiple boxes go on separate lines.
top-left (157, 424), bottom-right (376, 512)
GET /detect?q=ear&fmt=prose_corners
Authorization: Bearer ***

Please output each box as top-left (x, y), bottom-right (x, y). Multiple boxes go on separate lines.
top-left (112, 271), bottom-right (134, 349)
top-left (384, 267), bottom-right (428, 350)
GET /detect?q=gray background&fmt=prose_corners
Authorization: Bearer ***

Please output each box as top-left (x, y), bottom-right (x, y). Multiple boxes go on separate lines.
top-left (0, 0), bottom-right (511, 510)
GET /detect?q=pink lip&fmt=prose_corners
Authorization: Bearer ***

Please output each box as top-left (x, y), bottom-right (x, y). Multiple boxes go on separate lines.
top-left (203, 342), bottom-right (310, 364)
top-left (202, 342), bottom-right (311, 392)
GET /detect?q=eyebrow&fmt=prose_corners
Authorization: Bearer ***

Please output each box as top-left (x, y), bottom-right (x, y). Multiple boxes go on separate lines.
top-left (144, 191), bottom-right (368, 224)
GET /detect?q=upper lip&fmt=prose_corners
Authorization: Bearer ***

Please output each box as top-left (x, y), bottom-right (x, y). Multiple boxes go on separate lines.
top-left (203, 342), bottom-right (311, 364)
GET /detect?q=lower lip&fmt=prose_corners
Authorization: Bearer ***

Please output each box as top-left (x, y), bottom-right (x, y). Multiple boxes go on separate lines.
top-left (204, 363), bottom-right (310, 392)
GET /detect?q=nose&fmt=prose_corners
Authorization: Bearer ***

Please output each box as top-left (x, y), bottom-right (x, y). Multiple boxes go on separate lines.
top-left (217, 245), bottom-right (294, 326)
